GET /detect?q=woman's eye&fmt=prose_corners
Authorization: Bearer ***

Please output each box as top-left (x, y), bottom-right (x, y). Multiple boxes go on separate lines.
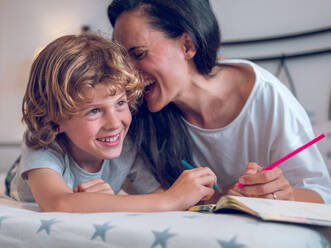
top-left (132, 50), bottom-right (146, 59)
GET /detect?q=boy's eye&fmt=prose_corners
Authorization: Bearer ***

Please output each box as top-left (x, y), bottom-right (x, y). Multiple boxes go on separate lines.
top-left (87, 108), bottom-right (100, 115)
top-left (117, 100), bottom-right (128, 107)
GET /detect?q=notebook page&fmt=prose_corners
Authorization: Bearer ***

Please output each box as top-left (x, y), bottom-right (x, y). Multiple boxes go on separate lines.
top-left (230, 196), bottom-right (331, 221)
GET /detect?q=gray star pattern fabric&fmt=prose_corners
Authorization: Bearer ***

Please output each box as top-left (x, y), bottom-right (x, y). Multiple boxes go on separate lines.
top-left (0, 200), bottom-right (329, 248)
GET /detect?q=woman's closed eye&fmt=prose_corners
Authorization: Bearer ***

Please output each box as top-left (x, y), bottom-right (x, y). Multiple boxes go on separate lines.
top-left (131, 50), bottom-right (146, 60)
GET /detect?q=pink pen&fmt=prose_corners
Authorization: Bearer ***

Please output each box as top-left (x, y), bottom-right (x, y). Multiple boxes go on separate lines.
top-left (238, 134), bottom-right (326, 188)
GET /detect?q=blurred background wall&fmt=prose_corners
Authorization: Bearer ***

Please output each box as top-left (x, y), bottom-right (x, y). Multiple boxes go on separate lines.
top-left (0, 0), bottom-right (330, 172)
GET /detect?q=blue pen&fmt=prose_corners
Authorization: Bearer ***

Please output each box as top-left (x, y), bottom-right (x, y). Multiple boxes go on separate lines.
top-left (180, 160), bottom-right (220, 191)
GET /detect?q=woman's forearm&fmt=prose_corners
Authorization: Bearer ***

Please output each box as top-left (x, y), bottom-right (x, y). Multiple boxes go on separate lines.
top-left (292, 188), bottom-right (324, 203)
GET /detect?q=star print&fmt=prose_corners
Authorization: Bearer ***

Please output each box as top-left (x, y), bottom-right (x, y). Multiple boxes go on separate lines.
top-left (91, 222), bottom-right (115, 242)
top-left (217, 236), bottom-right (246, 248)
top-left (0, 216), bottom-right (8, 229)
top-left (36, 218), bottom-right (59, 235)
top-left (151, 228), bottom-right (176, 248)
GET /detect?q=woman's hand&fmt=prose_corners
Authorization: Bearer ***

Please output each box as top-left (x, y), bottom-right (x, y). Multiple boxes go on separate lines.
top-left (74, 178), bottom-right (114, 195)
top-left (236, 162), bottom-right (295, 200)
top-left (164, 167), bottom-right (217, 210)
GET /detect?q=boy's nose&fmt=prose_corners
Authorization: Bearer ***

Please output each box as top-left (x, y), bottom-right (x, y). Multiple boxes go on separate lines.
top-left (103, 111), bottom-right (121, 130)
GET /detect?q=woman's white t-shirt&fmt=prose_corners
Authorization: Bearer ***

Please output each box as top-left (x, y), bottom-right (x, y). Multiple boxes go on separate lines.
top-left (183, 59), bottom-right (331, 203)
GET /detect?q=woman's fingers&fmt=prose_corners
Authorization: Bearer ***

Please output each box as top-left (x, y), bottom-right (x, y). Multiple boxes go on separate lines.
top-left (239, 176), bottom-right (279, 196)
top-left (239, 168), bottom-right (282, 186)
top-left (244, 162), bottom-right (262, 175)
top-left (236, 162), bottom-right (295, 200)
top-left (260, 187), bottom-right (293, 200)
top-left (238, 173), bottom-right (294, 200)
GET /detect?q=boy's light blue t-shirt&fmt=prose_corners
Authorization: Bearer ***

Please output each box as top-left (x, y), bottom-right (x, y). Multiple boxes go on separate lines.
top-left (9, 139), bottom-right (160, 202)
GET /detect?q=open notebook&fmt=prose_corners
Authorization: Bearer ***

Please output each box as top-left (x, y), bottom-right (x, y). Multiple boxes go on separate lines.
top-left (189, 195), bottom-right (331, 227)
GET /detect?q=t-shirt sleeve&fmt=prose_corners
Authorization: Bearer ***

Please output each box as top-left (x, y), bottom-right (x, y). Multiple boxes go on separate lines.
top-left (9, 143), bottom-right (66, 202)
top-left (20, 143), bottom-right (65, 180)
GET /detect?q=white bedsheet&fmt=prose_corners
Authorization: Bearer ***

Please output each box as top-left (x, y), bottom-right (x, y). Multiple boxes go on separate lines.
top-left (0, 202), bottom-right (330, 248)
top-left (0, 174), bottom-right (330, 248)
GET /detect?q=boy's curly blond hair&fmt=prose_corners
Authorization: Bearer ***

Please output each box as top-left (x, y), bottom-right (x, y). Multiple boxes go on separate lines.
top-left (23, 33), bottom-right (143, 149)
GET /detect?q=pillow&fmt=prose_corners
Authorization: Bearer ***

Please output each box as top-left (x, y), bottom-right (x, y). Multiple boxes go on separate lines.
top-left (313, 121), bottom-right (331, 175)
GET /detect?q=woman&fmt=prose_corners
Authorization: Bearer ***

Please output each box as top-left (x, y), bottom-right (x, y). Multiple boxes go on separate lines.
top-left (108, 0), bottom-right (331, 203)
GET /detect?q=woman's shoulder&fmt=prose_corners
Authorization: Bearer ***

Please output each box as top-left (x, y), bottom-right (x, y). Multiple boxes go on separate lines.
top-left (217, 59), bottom-right (256, 86)
top-left (219, 59), bottom-right (276, 80)
top-left (216, 59), bottom-right (257, 103)
top-left (219, 59), bottom-right (294, 98)
top-left (221, 60), bottom-right (309, 122)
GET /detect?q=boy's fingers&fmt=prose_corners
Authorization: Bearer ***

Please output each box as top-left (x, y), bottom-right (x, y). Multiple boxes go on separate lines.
top-left (78, 178), bottom-right (105, 190)
top-left (99, 189), bottom-right (115, 195)
top-left (183, 167), bottom-right (215, 177)
top-left (200, 186), bottom-right (215, 201)
top-left (82, 182), bottom-right (111, 193)
top-left (181, 167), bottom-right (217, 188)
top-left (227, 189), bottom-right (243, 196)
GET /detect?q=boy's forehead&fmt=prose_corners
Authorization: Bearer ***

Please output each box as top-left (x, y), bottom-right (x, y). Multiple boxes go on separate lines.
top-left (80, 85), bottom-right (126, 105)
top-left (81, 84), bottom-right (123, 97)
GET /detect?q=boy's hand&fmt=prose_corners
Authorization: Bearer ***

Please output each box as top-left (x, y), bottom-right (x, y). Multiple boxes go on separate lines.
top-left (237, 162), bottom-right (294, 200)
top-left (74, 178), bottom-right (114, 195)
top-left (165, 167), bottom-right (217, 210)
top-left (220, 183), bottom-right (244, 197)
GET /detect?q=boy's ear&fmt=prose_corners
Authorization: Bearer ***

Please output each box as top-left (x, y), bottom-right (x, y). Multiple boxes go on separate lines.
top-left (181, 33), bottom-right (196, 60)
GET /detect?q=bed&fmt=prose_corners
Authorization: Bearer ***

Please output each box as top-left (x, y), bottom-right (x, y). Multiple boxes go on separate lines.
top-left (0, 174), bottom-right (330, 248)
top-left (1, 121), bottom-right (330, 247)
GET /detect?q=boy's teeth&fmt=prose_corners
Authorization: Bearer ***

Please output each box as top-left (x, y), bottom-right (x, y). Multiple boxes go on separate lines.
top-left (99, 135), bottom-right (119, 142)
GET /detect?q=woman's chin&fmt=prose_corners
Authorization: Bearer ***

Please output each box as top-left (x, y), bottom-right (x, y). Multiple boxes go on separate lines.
top-left (146, 100), bottom-right (163, 113)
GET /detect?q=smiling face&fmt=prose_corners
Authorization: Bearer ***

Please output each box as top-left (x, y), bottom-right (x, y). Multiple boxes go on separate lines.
top-left (58, 84), bottom-right (131, 168)
top-left (113, 9), bottom-right (193, 112)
